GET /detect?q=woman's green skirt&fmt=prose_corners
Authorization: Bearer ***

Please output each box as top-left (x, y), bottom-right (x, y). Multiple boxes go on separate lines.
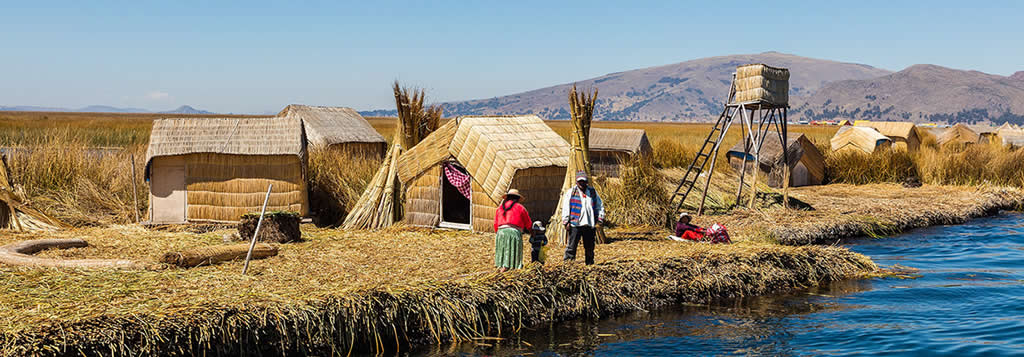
top-left (495, 227), bottom-right (523, 269)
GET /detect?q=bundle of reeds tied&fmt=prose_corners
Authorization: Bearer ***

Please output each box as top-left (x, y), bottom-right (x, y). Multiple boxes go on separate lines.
top-left (549, 84), bottom-right (607, 244)
top-left (343, 82), bottom-right (441, 230)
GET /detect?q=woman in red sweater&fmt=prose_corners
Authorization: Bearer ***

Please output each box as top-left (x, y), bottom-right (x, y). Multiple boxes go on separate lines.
top-left (494, 189), bottom-right (532, 272)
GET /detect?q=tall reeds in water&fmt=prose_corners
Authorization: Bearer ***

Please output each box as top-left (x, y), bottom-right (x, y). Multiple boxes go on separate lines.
top-left (4, 131), bottom-right (147, 226)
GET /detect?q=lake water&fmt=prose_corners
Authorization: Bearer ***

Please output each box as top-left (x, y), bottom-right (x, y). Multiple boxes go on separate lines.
top-left (428, 212), bottom-right (1024, 356)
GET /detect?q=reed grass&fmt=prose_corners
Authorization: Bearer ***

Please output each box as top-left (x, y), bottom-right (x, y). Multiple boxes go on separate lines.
top-left (0, 224), bottom-right (875, 356)
top-left (306, 148), bottom-right (382, 226)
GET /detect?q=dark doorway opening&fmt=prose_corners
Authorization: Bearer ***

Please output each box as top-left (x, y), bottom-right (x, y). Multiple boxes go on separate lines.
top-left (440, 163), bottom-right (471, 228)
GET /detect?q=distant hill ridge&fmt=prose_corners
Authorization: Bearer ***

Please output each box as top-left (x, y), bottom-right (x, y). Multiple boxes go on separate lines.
top-left (0, 104), bottom-right (216, 115)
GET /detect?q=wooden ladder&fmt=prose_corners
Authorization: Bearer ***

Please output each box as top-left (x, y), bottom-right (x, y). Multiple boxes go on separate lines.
top-left (670, 106), bottom-right (735, 215)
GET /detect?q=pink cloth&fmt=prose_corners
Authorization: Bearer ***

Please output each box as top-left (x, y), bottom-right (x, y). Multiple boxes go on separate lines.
top-left (443, 163), bottom-right (471, 199)
top-left (494, 200), bottom-right (532, 232)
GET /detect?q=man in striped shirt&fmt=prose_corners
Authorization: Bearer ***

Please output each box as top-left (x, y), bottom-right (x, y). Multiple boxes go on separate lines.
top-left (561, 171), bottom-right (604, 265)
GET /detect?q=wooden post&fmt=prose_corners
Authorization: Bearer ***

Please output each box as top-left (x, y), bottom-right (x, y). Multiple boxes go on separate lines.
top-left (242, 184), bottom-right (273, 275)
top-left (130, 153), bottom-right (140, 223)
top-left (781, 108), bottom-right (791, 209)
top-left (735, 113), bottom-right (749, 206)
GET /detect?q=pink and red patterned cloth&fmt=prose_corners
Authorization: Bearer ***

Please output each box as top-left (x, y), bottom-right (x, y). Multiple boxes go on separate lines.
top-left (443, 163), bottom-right (472, 199)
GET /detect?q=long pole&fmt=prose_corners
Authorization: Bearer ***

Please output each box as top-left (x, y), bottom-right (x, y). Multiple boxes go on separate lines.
top-left (130, 153), bottom-right (140, 223)
top-left (242, 184), bottom-right (273, 275)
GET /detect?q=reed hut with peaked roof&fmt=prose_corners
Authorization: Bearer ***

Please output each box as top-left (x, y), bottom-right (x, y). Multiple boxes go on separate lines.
top-left (395, 115), bottom-right (569, 232)
top-left (277, 104), bottom-right (387, 157)
top-left (856, 121), bottom-right (921, 151)
top-left (725, 133), bottom-right (825, 188)
top-left (145, 117), bottom-right (309, 224)
top-left (937, 123), bottom-right (981, 146)
top-left (830, 126), bottom-right (892, 154)
top-left (587, 128), bottom-right (652, 177)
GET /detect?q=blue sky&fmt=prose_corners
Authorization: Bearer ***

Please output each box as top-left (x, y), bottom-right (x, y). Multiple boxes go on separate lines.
top-left (2, 1), bottom-right (1022, 113)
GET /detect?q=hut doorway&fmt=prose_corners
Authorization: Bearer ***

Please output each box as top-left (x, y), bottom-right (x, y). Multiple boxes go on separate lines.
top-left (439, 162), bottom-right (472, 230)
top-left (150, 156), bottom-right (187, 223)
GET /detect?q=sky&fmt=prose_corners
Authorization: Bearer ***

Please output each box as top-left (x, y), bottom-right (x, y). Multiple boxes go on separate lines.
top-left (2, 1), bottom-right (1022, 114)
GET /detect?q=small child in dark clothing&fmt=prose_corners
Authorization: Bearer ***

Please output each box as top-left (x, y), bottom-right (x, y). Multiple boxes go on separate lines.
top-left (529, 221), bottom-right (548, 263)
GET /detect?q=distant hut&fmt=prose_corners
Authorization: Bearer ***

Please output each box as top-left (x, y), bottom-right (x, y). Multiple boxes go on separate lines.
top-left (967, 124), bottom-right (1000, 144)
top-left (856, 121), bottom-right (921, 151)
top-left (830, 126), bottom-right (893, 154)
top-left (145, 117), bottom-right (309, 224)
top-left (277, 104), bottom-right (387, 157)
top-left (999, 130), bottom-right (1024, 148)
top-left (395, 115), bottom-right (568, 232)
top-left (725, 133), bottom-right (825, 188)
top-left (937, 123), bottom-right (980, 146)
top-left (837, 119), bottom-right (853, 126)
top-left (587, 128), bottom-right (653, 177)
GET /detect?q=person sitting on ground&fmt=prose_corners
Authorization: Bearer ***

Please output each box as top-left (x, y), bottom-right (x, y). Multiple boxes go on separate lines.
top-left (529, 221), bottom-right (548, 264)
top-left (561, 170), bottom-right (604, 265)
top-left (670, 212), bottom-right (705, 241)
top-left (493, 189), bottom-right (531, 272)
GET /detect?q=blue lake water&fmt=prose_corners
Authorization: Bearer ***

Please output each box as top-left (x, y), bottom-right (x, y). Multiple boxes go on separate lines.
top-left (430, 212), bottom-right (1024, 356)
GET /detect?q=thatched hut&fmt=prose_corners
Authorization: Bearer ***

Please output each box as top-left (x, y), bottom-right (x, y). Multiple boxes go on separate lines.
top-left (830, 126), bottom-right (892, 154)
top-left (395, 115), bottom-right (568, 232)
top-left (277, 104), bottom-right (386, 157)
top-left (856, 121), bottom-right (921, 151)
top-left (145, 117), bottom-right (309, 224)
top-left (725, 133), bottom-right (825, 188)
top-left (937, 123), bottom-right (980, 146)
top-left (587, 128), bottom-right (652, 177)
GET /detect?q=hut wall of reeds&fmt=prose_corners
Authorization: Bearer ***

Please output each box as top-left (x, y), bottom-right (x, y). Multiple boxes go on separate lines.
top-left (856, 121), bottom-right (921, 152)
top-left (830, 126), bottom-right (892, 154)
top-left (587, 128), bottom-right (652, 177)
top-left (396, 115), bottom-right (569, 232)
top-left (725, 133), bottom-right (824, 188)
top-left (937, 123), bottom-right (981, 146)
top-left (145, 117), bottom-right (309, 224)
top-left (730, 64), bottom-right (790, 107)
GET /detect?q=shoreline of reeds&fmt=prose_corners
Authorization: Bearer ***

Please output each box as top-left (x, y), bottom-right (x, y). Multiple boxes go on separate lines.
top-left (0, 227), bottom-right (874, 356)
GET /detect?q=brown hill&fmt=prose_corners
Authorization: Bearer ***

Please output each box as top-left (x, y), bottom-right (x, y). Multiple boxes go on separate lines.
top-left (794, 64), bottom-right (1024, 123)
top-left (441, 52), bottom-right (891, 121)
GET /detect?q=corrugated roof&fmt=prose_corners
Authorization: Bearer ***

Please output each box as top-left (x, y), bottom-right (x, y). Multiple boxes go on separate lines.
top-left (145, 117), bottom-right (304, 177)
top-left (588, 128), bottom-right (651, 154)
top-left (278, 104), bottom-right (386, 147)
top-left (397, 115), bottom-right (569, 203)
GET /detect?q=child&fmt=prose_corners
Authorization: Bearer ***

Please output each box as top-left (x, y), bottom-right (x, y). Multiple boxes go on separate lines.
top-left (669, 212), bottom-right (705, 241)
top-left (529, 221), bottom-right (548, 263)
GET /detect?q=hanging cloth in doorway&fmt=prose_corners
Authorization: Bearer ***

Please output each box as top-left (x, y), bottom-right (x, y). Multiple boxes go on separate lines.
top-left (443, 163), bottom-right (472, 199)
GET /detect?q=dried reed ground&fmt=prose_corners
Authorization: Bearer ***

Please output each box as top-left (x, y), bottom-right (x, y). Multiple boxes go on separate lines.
top-left (0, 223), bottom-right (874, 356)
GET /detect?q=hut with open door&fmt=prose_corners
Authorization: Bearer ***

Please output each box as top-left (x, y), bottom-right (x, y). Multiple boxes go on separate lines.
top-left (395, 115), bottom-right (568, 232)
top-left (725, 133), bottom-right (824, 188)
top-left (830, 126), bottom-right (892, 154)
top-left (937, 123), bottom-right (981, 146)
top-left (277, 104), bottom-right (387, 158)
top-left (856, 121), bottom-right (921, 152)
top-left (145, 117), bottom-right (309, 224)
top-left (587, 128), bottom-right (652, 177)
top-left (968, 124), bottom-right (1000, 144)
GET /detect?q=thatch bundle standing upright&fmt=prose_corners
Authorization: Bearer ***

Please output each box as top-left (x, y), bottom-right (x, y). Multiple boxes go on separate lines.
top-left (549, 84), bottom-right (604, 244)
top-left (0, 156), bottom-right (63, 231)
top-left (342, 82), bottom-right (441, 230)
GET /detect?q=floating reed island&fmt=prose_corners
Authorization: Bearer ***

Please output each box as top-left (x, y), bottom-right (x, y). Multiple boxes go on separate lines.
top-left (0, 223), bottom-right (874, 356)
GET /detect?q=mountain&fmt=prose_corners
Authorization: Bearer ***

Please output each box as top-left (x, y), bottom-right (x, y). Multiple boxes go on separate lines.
top-left (438, 52), bottom-right (891, 121)
top-left (157, 105), bottom-right (215, 115)
top-left (78, 105), bottom-right (149, 113)
top-left (795, 64), bottom-right (1024, 124)
top-left (0, 105), bottom-right (72, 112)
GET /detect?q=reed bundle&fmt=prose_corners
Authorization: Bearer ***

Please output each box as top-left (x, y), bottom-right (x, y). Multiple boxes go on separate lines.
top-left (549, 84), bottom-right (606, 244)
top-left (343, 82), bottom-right (441, 230)
top-left (160, 243), bottom-right (278, 268)
top-left (0, 238), bottom-right (147, 269)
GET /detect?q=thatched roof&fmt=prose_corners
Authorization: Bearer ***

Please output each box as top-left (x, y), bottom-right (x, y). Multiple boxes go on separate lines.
top-left (725, 133), bottom-right (814, 169)
top-left (1001, 131), bottom-right (1024, 148)
top-left (277, 105), bottom-right (385, 147)
top-left (397, 115), bottom-right (569, 203)
top-left (856, 121), bottom-right (918, 139)
top-left (937, 123), bottom-right (980, 145)
top-left (968, 124), bottom-right (999, 135)
top-left (831, 126), bottom-right (892, 154)
top-left (588, 128), bottom-right (652, 154)
top-left (145, 117), bottom-right (305, 177)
